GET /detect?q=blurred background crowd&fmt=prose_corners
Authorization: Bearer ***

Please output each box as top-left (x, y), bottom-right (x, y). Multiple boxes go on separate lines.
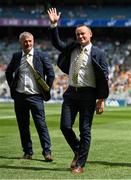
top-left (0, 0), bottom-right (131, 105)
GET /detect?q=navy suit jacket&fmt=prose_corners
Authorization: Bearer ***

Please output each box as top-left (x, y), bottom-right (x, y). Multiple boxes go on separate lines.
top-left (6, 49), bottom-right (55, 100)
top-left (50, 27), bottom-right (109, 99)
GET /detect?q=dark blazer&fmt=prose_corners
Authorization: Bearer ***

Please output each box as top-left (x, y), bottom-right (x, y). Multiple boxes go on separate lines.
top-left (50, 27), bottom-right (109, 99)
top-left (5, 49), bottom-right (55, 101)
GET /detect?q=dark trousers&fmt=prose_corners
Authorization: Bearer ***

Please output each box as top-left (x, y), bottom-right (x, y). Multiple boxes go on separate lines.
top-left (60, 87), bottom-right (96, 167)
top-left (14, 91), bottom-right (51, 156)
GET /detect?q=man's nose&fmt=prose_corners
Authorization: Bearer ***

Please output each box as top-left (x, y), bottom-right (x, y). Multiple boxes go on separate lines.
top-left (27, 42), bottom-right (30, 46)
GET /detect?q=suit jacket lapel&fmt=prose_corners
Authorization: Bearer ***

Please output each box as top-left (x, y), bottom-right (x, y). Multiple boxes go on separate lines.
top-left (15, 52), bottom-right (22, 71)
top-left (91, 46), bottom-right (98, 60)
top-left (33, 50), bottom-right (39, 69)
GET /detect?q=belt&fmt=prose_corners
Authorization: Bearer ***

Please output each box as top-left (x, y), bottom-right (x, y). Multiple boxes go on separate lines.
top-left (69, 86), bottom-right (96, 92)
top-left (15, 91), bottom-right (40, 97)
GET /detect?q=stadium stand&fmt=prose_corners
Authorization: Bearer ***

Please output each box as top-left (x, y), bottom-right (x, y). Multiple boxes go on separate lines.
top-left (0, 0), bottom-right (131, 105)
top-left (0, 5), bottom-right (131, 19)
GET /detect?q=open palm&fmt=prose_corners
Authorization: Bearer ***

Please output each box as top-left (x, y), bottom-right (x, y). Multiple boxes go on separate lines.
top-left (47, 8), bottom-right (61, 24)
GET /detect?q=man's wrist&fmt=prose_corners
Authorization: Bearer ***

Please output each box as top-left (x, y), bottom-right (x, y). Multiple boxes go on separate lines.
top-left (98, 99), bottom-right (104, 102)
top-left (50, 22), bottom-right (58, 28)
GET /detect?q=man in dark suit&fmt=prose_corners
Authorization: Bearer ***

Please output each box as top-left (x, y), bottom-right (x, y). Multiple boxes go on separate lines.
top-left (6, 32), bottom-right (55, 161)
top-left (47, 8), bottom-right (109, 173)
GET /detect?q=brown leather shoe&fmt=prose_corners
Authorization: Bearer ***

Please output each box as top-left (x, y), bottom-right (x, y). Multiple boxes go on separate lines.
top-left (22, 154), bottom-right (32, 160)
top-left (44, 154), bottom-right (53, 162)
top-left (71, 166), bottom-right (84, 174)
top-left (70, 153), bottom-right (79, 168)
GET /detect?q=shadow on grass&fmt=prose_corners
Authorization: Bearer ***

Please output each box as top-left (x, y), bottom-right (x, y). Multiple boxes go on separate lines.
top-left (0, 165), bottom-right (69, 171)
top-left (1, 156), bottom-right (131, 169)
top-left (0, 155), bottom-right (57, 163)
top-left (88, 160), bottom-right (131, 167)
top-left (0, 155), bottom-right (20, 160)
top-left (0, 155), bottom-right (69, 171)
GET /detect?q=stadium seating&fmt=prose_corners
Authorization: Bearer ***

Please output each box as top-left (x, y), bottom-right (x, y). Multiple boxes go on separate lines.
top-left (0, 4), bottom-right (131, 101)
top-left (0, 5), bottom-right (131, 19)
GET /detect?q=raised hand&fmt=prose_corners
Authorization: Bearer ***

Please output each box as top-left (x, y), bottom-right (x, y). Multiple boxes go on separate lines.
top-left (47, 8), bottom-right (61, 24)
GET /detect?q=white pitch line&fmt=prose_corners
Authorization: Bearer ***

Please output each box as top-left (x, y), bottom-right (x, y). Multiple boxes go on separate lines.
top-left (0, 108), bottom-right (130, 120)
top-left (105, 108), bottom-right (130, 111)
top-left (0, 116), bottom-right (15, 119)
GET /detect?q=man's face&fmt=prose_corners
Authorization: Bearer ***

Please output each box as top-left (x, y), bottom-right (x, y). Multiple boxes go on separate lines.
top-left (75, 26), bottom-right (92, 46)
top-left (20, 35), bottom-right (34, 54)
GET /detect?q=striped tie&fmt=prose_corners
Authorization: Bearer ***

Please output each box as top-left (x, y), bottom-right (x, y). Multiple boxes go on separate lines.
top-left (72, 48), bottom-right (85, 84)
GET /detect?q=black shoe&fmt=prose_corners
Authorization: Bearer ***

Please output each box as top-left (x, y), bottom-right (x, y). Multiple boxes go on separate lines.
top-left (44, 154), bottom-right (53, 162)
top-left (22, 154), bottom-right (32, 160)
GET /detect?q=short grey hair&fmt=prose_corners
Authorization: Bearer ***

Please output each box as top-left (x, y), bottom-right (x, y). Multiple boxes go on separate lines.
top-left (19, 31), bottom-right (34, 42)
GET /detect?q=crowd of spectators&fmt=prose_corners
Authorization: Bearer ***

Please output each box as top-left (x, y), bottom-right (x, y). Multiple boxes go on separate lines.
top-left (0, 5), bottom-right (46, 19)
top-left (0, 36), bottom-right (131, 101)
top-left (0, 5), bottom-right (131, 20)
top-left (0, 4), bottom-right (131, 104)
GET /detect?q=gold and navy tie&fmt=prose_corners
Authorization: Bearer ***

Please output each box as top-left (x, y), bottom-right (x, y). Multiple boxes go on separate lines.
top-left (72, 48), bottom-right (85, 84)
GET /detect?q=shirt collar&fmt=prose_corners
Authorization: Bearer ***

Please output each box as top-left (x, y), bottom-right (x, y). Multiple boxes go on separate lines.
top-left (22, 48), bottom-right (34, 57)
top-left (82, 43), bottom-right (92, 52)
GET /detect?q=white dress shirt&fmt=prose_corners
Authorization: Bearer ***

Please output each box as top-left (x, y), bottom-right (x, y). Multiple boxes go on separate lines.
top-left (69, 43), bottom-right (96, 88)
top-left (16, 48), bottom-right (40, 94)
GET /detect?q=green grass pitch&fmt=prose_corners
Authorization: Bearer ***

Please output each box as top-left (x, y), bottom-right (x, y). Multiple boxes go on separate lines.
top-left (0, 102), bottom-right (131, 179)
